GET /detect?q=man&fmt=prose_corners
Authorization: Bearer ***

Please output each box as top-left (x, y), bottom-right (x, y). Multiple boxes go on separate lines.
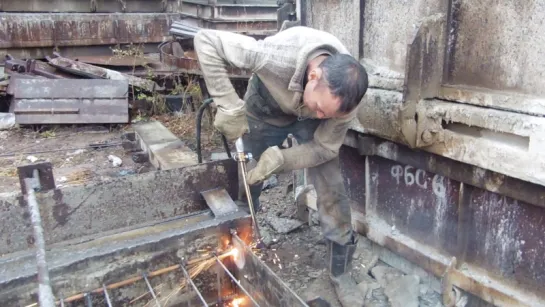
top-left (194, 26), bottom-right (368, 306)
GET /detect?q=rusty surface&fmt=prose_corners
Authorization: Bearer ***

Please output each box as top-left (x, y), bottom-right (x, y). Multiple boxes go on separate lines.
top-left (9, 78), bottom-right (129, 124)
top-left (5, 55), bottom-right (73, 79)
top-left (354, 134), bottom-right (545, 209)
top-left (181, 1), bottom-right (279, 21)
top-left (71, 55), bottom-right (153, 67)
top-left (0, 13), bottom-right (178, 49)
top-left (17, 162), bottom-right (56, 194)
top-left (361, 218), bottom-right (544, 307)
top-left (159, 40), bottom-right (251, 79)
top-left (400, 13), bottom-right (446, 148)
top-left (0, 0), bottom-right (183, 12)
top-left (367, 155), bottom-right (460, 256)
top-left (341, 134), bottom-right (545, 305)
top-left (464, 186), bottom-right (545, 296)
top-left (339, 146), bottom-right (366, 216)
top-left (47, 54), bottom-right (162, 92)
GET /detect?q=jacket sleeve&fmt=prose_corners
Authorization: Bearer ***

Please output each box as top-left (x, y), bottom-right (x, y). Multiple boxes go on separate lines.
top-left (280, 113), bottom-right (356, 171)
top-left (193, 29), bottom-right (267, 111)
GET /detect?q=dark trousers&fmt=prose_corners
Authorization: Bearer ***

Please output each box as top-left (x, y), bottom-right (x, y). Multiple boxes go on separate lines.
top-left (242, 76), bottom-right (353, 246)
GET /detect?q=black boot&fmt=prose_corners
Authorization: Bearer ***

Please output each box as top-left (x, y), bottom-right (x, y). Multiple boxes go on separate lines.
top-left (326, 237), bottom-right (365, 307)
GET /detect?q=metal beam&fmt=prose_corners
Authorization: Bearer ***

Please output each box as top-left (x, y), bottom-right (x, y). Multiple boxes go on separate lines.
top-left (0, 13), bottom-right (178, 49)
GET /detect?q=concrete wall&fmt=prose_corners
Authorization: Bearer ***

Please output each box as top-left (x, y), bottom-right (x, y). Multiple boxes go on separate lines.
top-left (445, 0), bottom-right (545, 96)
top-left (305, 0), bottom-right (361, 58)
top-left (362, 0), bottom-right (446, 74)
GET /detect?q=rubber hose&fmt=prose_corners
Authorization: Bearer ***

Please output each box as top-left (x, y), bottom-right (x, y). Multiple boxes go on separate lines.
top-left (196, 98), bottom-right (232, 163)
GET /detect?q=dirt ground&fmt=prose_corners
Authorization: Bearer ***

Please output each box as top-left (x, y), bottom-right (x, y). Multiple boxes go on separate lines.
top-left (0, 116), bottom-right (445, 307)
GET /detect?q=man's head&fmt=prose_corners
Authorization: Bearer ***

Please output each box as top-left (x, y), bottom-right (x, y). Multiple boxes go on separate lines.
top-left (303, 53), bottom-right (368, 119)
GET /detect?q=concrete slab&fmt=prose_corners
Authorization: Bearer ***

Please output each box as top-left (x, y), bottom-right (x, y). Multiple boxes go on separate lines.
top-left (0, 159), bottom-right (239, 255)
top-left (134, 120), bottom-right (197, 170)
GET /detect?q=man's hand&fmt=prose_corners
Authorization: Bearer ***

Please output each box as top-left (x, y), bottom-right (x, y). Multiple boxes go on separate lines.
top-left (247, 146), bottom-right (284, 185)
top-left (214, 104), bottom-right (249, 142)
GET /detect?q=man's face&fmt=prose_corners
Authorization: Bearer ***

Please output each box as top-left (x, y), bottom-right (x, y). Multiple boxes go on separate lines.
top-left (302, 68), bottom-right (342, 119)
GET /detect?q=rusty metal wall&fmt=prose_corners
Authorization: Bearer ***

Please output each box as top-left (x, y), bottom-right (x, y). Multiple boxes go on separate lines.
top-left (0, 0), bottom-right (182, 12)
top-left (340, 136), bottom-right (545, 306)
top-left (0, 13), bottom-right (176, 49)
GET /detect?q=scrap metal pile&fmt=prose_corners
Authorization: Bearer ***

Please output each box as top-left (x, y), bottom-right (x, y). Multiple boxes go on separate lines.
top-left (0, 0), bottom-right (297, 130)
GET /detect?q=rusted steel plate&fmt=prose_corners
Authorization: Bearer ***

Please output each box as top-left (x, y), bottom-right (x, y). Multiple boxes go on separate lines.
top-left (179, 15), bottom-right (278, 36)
top-left (367, 156), bottom-right (460, 256)
top-left (0, 13), bottom-right (178, 49)
top-left (362, 217), bottom-right (545, 307)
top-left (47, 54), bottom-right (162, 92)
top-left (71, 55), bottom-right (152, 67)
top-left (9, 78), bottom-right (129, 124)
top-left (159, 40), bottom-right (251, 79)
top-left (339, 146), bottom-right (366, 215)
top-left (181, 1), bottom-right (279, 21)
top-left (353, 134), bottom-right (545, 209)
top-left (0, 0), bottom-right (182, 13)
top-left (464, 186), bottom-right (545, 296)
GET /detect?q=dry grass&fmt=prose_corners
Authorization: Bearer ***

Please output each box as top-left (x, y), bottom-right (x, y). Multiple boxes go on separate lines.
top-left (0, 168), bottom-right (17, 177)
top-left (64, 169), bottom-right (93, 185)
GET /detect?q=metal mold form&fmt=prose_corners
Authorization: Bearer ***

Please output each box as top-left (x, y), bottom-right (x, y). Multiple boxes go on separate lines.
top-left (341, 134), bottom-right (545, 307)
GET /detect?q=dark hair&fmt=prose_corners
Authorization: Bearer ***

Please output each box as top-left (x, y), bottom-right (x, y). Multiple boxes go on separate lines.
top-left (318, 54), bottom-right (368, 114)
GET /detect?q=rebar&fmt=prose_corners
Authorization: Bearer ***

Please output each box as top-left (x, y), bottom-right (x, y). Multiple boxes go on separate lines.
top-left (214, 255), bottom-right (261, 307)
top-left (180, 262), bottom-right (208, 306)
top-left (84, 293), bottom-right (92, 307)
top-left (25, 177), bottom-right (55, 307)
top-left (143, 273), bottom-right (161, 307)
top-left (103, 284), bottom-right (112, 307)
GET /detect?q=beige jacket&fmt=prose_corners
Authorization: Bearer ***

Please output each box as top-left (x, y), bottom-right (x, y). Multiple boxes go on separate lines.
top-left (194, 26), bottom-right (359, 170)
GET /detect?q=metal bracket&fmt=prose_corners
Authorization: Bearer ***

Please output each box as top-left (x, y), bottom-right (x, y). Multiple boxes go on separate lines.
top-left (400, 13), bottom-right (447, 148)
top-left (17, 162), bottom-right (55, 194)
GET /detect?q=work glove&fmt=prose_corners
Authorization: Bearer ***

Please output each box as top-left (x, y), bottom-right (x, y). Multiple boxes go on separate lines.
top-left (246, 146), bottom-right (285, 185)
top-left (214, 103), bottom-right (249, 142)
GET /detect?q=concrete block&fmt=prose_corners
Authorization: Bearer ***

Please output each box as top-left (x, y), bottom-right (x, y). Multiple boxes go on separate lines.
top-left (134, 120), bottom-right (197, 170)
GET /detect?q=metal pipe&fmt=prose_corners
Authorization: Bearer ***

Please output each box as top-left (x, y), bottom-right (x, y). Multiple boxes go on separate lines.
top-left (24, 177), bottom-right (55, 307)
top-left (143, 273), bottom-right (161, 307)
top-left (180, 263), bottom-right (208, 306)
top-left (214, 255), bottom-right (261, 307)
top-left (235, 137), bottom-right (263, 247)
